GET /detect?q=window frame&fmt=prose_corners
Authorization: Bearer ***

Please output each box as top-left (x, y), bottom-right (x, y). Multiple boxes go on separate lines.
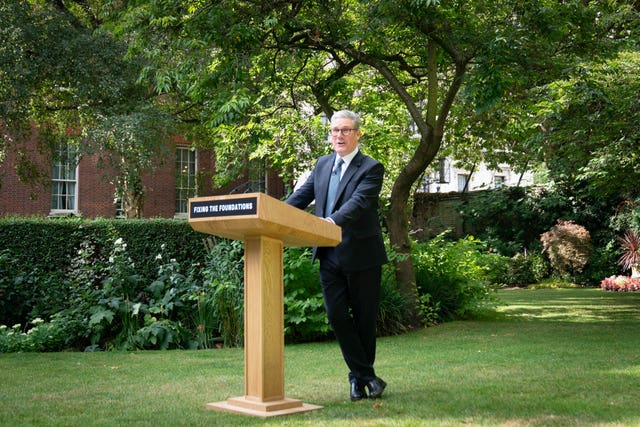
top-left (50, 142), bottom-right (79, 216)
top-left (175, 146), bottom-right (198, 218)
top-left (457, 174), bottom-right (469, 192)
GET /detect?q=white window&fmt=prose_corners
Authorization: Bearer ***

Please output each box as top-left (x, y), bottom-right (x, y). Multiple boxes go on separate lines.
top-left (114, 197), bottom-right (124, 218)
top-left (175, 147), bottom-right (197, 215)
top-left (457, 174), bottom-right (469, 192)
top-left (494, 175), bottom-right (505, 189)
top-left (50, 142), bottom-right (78, 215)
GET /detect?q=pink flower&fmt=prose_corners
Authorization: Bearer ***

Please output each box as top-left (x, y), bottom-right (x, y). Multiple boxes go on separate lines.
top-left (601, 275), bottom-right (640, 292)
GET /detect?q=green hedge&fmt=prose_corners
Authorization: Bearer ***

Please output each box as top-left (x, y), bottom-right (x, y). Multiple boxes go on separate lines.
top-left (0, 217), bottom-right (411, 352)
top-left (0, 217), bottom-right (207, 327)
top-left (0, 217), bottom-right (206, 277)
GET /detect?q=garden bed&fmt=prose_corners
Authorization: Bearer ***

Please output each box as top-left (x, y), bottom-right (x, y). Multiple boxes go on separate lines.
top-left (601, 275), bottom-right (640, 292)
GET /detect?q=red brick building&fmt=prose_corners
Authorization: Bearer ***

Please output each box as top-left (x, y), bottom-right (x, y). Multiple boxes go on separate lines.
top-left (1, 130), bottom-right (286, 219)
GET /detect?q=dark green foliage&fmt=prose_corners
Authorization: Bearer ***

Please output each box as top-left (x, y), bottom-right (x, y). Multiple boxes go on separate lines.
top-left (0, 251), bottom-right (67, 327)
top-left (459, 187), bottom-right (566, 256)
top-left (377, 262), bottom-right (408, 336)
top-left (412, 234), bottom-right (499, 322)
top-left (200, 238), bottom-right (244, 348)
top-left (283, 247), bottom-right (330, 343)
top-left (502, 252), bottom-right (550, 287)
top-left (0, 217), bottom-right (206, 328)
top-left (0, 218), bottom-right (411, 351)
top-left (458, 185), bottom-right (632, 286)
top-left (0, 217), bottom-right (206, 280)
top-left (609, 197), bottom-right (640, 233)
top-left (1, 217), bottom-right (535, 352)
top-left (459, 186), bottom-right (625, 257)
top-left (581, 239), bottom-right (621, 286)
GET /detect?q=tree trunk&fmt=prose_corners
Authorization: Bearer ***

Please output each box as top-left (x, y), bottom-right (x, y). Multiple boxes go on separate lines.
top-left (121, 175), bottom-right (145, 219)
top-left (123, 190), bottom-right (144, 219)
top-left (386, 186), bottom-right (418, 324)
top-left (386, 134), bottom-right (442, 327)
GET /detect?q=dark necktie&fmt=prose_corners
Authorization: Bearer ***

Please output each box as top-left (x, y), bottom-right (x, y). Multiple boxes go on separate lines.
top-left (325, 158), bottom-right (344, 214)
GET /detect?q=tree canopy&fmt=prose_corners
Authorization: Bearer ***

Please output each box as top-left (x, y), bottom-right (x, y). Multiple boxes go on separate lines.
top-left (0, 0), bottom-right (175, 215)
top-left (2, 0), bottom-right (638, 319)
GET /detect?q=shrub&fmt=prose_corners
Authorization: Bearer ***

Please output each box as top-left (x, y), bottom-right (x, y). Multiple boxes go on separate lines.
top-left (0, 218), bottom-right (206, 327)
top-left (458, 186), bottom-right (570, 256)
top-left (412, 233), bottom-right (498, 322)
top-left (601, 276), bottom-right (640, 292)
top-left (283, 247), bottom-right (329, 343)
top-left (0, 219), bottom-right (421, 352)
top-left (500, 251), bottom-right (550, 286)
top-left (0, 318), bottom-right (69, 353)
top-left (200, 238), bottom-right (244, 348)
top-left (377, 256), bottom-right (408, 335)
top-left (457, 186), bottom-right (625, 277)
top-left (581, 239), bottom-right (620, 286)
top-left (80, 238), bottom-right (196, 351)
top-left (541, 220), bottom-right (592, 278)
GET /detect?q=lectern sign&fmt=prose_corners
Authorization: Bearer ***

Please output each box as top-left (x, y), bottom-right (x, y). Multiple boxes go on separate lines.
top-left (189, 196), bottom-right (257, 218)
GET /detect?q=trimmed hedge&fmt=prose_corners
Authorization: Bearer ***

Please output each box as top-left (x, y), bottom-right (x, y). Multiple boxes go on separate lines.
top-left (0, 217), bottom-right (207, 326)
top-left (0, 217), bottom-right (206, 276)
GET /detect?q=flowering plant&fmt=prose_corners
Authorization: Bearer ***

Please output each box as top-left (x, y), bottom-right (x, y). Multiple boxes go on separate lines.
top-left (601, 275), bottom-right (640, 292)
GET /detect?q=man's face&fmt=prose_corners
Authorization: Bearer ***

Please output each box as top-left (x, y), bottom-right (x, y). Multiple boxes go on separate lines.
top-left (330, 117), bottom-right (361, 157)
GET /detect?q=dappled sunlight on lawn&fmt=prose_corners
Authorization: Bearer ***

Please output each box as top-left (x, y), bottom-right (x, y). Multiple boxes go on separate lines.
top-left (604, 365), bottom-right (640, 379)
top-left (495, 288), bottom-right (640, 323)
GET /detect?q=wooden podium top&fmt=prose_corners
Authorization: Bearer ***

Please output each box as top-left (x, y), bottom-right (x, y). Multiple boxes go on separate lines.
top-left (188, 193), bottom-right (341, 247)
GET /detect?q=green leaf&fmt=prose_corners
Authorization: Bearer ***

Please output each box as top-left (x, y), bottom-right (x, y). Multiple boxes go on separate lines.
top-left (89, 309), bottom-right (114, 326)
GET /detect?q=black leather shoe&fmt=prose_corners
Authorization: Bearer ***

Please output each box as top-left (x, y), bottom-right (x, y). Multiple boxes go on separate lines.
top-left (366, 377), bottom-right (387, 399)
top-left (350, 381), bottom-right (367, 401)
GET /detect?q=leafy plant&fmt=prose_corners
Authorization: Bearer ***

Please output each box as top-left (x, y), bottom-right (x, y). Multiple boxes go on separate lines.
top-left (617, 230), bottom-right (640, 276)
top-left (283, 247), bottom-right (329, 343)
top-left (377, 248), bottom-right (410, 334)
top-left (541, 220), bottom-right (593, 278)
top-left (0, 317), bottom-right (69, 353)
top-left (412, 233), bottom-right (498, 321)
top-left (201, 238), bottom-right (245, 348)
top-left (501, 251), bottom-right (550, 286)
top-left (417, 293), bottom-right (441, 326)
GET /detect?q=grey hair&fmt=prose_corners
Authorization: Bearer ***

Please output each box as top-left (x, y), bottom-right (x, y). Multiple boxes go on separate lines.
top-left (331, 110), bottom-right (361, 129)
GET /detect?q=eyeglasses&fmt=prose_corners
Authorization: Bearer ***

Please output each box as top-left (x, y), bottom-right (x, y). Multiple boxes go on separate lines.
top-left (329, 128), bottom-right (356, 136)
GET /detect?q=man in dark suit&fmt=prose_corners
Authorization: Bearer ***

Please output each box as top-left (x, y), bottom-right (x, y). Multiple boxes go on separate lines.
top-left (286, 110), bottom-right (388, 401)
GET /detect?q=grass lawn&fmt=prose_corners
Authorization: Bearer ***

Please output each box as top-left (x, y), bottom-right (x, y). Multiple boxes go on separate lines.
top-left (2, 288), bottom-right (640, 426)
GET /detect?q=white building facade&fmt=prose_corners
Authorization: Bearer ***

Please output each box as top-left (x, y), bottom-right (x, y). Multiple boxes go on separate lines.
top-left (417, 157), bottom-right (534, 193)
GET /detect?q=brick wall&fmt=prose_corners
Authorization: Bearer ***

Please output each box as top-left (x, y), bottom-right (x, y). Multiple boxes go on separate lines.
top-left (1, 132), bottom-right (285, 218)
top-left (0, 129), bottom-right (51, 216)
top-left (411, 191), bottom-right (484, 240)
top-left (75, 154), bottom-right (118, 218)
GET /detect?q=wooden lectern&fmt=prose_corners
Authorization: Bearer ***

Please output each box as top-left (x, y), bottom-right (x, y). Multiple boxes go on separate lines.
top-left (188, 193), bottom-right (341, 417)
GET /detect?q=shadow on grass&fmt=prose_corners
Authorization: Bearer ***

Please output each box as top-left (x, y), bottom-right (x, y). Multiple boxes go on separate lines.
top-left (486, 287), bottom-right (640, 323)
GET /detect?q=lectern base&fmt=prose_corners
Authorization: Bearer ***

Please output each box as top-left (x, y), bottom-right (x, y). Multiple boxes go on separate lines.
top-left (205, 396), bottom-right (322, 418)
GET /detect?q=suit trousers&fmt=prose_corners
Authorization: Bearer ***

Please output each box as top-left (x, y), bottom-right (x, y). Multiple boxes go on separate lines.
top-left (319, 247), bottom-right (382, 385)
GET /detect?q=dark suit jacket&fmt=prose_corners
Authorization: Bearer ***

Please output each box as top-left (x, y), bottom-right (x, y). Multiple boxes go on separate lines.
top-left (286, 150), bottom-right (388, 271)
